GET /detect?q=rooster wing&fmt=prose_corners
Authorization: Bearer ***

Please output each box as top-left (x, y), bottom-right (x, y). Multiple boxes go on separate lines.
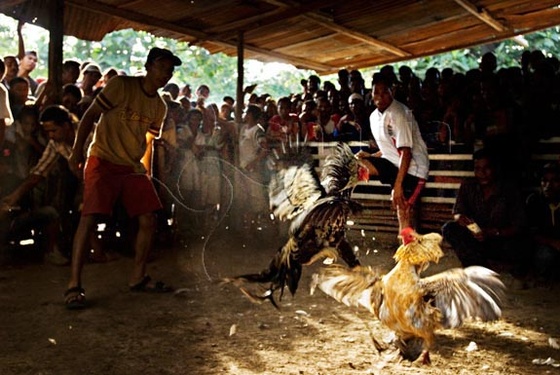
top-left (420, 266), bottom-right (505, 328)
top-left (268, 163), bottom-right (325, 221)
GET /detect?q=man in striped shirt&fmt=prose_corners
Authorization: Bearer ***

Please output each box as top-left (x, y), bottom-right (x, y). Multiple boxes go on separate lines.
top-left (65, 47), bottom-right (181, 309)
top-left (1, 105), bottom-right (76, 264)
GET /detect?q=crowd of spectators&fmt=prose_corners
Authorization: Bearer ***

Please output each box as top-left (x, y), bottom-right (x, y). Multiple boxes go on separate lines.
top-left (0, 23), bottom-right (559, 289)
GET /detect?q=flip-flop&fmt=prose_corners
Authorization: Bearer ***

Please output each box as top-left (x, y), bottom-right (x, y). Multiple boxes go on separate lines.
top-left (129, 275), bottom-right (174, 293)
top-left (64, 286), bottom-right (86, 310)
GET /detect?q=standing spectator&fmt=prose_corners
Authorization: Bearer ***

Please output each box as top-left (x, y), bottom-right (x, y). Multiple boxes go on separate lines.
top-left (193, 102), bottom-right (224, 225)
top-left (35, 59), bottom-right (81, 103)
top-left (442, 148), bottom-right (530, 281)
top-left (356, 77), bottom-right (429, 231)
top-left (10, 105), bottom-right (44, 180)
top-left (267, 96), bottom-right (300, 153)
top-left (2, 56), bottom-right (19, 89)
top-left (8, 76), bottom-right (31, 121)
top-left (238, 104), bottom-right (269, 230)
top-left (65, 47), bottom-right (181, 309)
top-left (0, 58), bottom-right (14, 146)
top-left (77, 63), bottom-right (102, 113)
top-left (16, 21), bottom-right (39, 96)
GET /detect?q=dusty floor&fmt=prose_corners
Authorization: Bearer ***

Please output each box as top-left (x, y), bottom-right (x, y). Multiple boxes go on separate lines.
top-left (1, 219), bottom-right (560, 375)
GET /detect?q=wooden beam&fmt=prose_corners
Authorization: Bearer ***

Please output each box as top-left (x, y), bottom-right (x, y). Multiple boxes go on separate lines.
top-left (453, 0), bottom-right (509, 33)
top-left (66, 0), bottom-right (334, 71)
top-left (207, 0), bottom-right (339, 34)
top-left (302, 12), bottom-right (411, 58)
top-left (261, 0), bottom-right (410, 57)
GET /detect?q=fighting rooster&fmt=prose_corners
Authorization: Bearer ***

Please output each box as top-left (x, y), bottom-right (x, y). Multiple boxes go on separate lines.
top-left (225, 142), bottom-right (369, 307)
top-left (310, 228), bottom-right (505, 364)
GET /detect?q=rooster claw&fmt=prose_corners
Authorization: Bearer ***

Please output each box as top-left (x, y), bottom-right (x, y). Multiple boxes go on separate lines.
top-left (239, 287), bottom-right (280, 309)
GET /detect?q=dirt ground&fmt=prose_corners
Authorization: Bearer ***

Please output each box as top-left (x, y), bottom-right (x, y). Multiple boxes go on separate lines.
top-left (2, 220), bottom-right (560, 375)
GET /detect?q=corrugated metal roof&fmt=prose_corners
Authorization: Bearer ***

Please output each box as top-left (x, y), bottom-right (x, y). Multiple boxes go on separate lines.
top-left (2, 0), bottom-right (560, 73)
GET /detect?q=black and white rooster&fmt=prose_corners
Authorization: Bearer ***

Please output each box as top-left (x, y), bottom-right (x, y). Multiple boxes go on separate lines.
top-left (225, 142), bottom-right (370, 307)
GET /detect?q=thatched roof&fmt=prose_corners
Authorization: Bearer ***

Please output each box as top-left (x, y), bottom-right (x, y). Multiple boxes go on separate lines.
top-left (2, 0), bottom-right (560, 74)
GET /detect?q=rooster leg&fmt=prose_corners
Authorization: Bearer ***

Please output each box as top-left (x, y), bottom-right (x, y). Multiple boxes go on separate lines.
top-left (337, 239), bottom-right (361, 268)
top-left (420, 350), bottom-right (431, 365)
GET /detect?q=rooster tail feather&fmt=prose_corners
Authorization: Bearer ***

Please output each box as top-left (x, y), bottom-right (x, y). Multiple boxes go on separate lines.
top-left (311, 265), bottom-right (383, 314)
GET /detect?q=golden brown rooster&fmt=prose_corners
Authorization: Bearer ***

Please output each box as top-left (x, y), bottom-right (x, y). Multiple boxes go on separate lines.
top-left (225, 142), bottom-right (369, 307)
top-left (310, 227), bottom-right (505, 364)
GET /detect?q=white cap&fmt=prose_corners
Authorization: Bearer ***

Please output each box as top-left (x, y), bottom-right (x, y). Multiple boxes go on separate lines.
top-left (348, 93), bottom-right (363, 103)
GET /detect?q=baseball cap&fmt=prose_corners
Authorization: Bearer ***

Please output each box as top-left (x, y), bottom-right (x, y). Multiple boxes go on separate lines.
top-left (82, 63), bottom-right (102, 75)
top-left (146, 47), bottom-right (182, 66)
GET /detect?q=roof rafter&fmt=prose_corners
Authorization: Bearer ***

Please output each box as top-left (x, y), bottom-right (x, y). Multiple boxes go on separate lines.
top-left (262, 0), bottom-right (411, 57)
top-left (302, 12), bottom-right (411, 58)
top-left (66, 0), bottom-right (334, 71)
top-left (453, 0), bottom-right (509, 32)
top-left (207, 0), bottom-right (340, 34)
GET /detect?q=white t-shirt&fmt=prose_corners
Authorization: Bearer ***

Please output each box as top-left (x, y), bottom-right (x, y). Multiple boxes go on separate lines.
top-left (369, 99), bottom-right (429, 179)
top-left (239, 123), bottom-right (265, 169)
top-left (89, 76), bottom-right (167, 173)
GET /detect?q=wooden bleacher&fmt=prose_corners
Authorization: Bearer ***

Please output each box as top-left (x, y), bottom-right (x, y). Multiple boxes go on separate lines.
top-left (309, 138), bottom-right (560, 235)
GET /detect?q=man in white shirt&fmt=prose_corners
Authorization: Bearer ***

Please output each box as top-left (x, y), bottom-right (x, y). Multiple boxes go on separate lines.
top-left (356, 77), bottom-right (429, 231)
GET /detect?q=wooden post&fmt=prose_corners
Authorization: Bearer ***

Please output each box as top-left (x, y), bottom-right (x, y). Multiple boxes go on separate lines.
top-left (235, 30), bottom-right (244, 125)
top-left (47, 0), bottom-right (64, 104)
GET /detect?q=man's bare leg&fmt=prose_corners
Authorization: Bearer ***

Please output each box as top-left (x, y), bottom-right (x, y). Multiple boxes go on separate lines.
top-left (68, 215), bottom-right (97, 289)
top-left (129, 212), bottom-right (156, 286)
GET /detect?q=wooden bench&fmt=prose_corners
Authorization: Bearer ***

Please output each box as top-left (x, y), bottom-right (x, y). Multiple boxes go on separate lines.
top-left (309, 142), bottom-right (472, 234)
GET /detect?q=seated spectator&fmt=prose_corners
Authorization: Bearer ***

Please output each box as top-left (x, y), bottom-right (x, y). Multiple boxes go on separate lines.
top-left (299, 99), bottom-right (318, 141)
top-left (0, 146), bottom-right (62, 265)
top-left (1, 105), bottom-right (80, 264)
top-left (526, 162), bottom-right (560, 284)
top-left (442, 148), bottom-right (530, 280)
top-left (314, 96), bottom-right (340, 141)
top-left (334, 93), bottom-right (367, 142)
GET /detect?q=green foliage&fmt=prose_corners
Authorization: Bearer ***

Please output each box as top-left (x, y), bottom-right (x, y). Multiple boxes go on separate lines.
top-left (1, 13), bottom-right (558, 102)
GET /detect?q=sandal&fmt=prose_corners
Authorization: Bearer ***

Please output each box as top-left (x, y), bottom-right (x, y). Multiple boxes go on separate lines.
top-left (64, 287), bottom-right (86, 310)
top-left (129, 275), bottom-right (174, 293)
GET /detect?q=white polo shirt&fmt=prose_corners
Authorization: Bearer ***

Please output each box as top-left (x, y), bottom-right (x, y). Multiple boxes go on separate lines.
top-left (369, 99), bottom-right (429, 179)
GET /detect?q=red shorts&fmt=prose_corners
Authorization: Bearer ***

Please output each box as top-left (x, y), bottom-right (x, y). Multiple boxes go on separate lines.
top-left (81, 156), bottom-right (162, 217)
